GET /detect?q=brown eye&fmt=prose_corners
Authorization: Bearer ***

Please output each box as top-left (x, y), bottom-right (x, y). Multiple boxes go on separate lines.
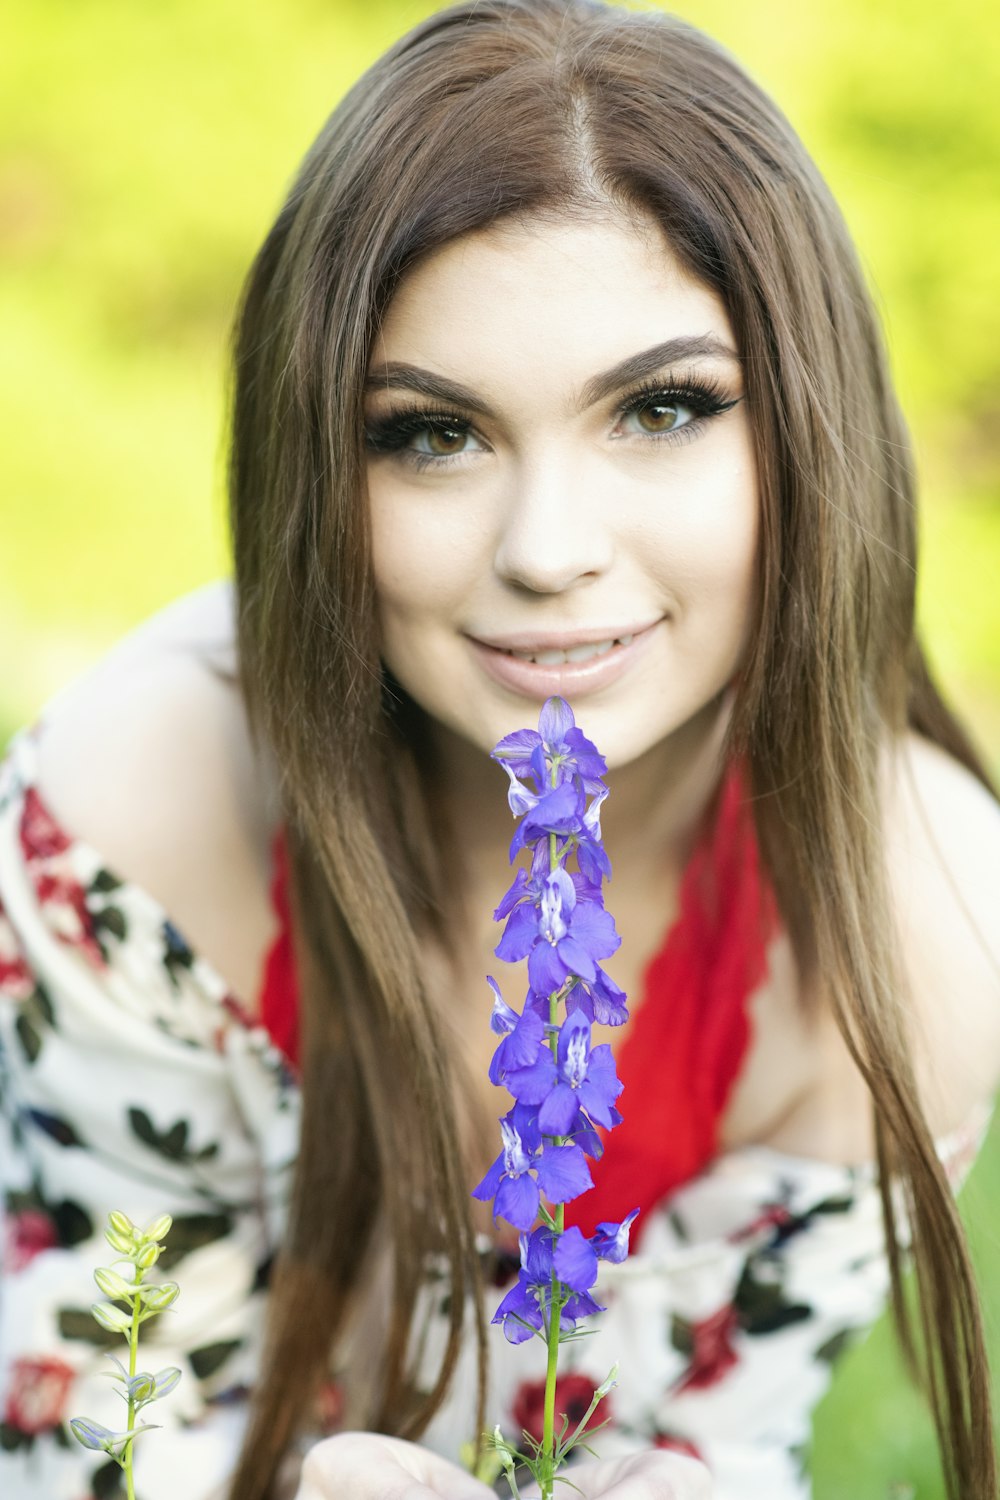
top-left (423, 425), bottom-right (469, 455)
top-left (635, 400), bottom-right (681, 434)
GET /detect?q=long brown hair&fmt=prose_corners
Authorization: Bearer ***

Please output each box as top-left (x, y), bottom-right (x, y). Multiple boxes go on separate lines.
top-left (226, 2), bottom-right (998, 1495)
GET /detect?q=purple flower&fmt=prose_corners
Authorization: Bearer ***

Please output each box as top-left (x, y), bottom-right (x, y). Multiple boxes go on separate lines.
top-left (475, 695), bottom-right (632, 1367)
top-left (505, 1010), bottom-right (624, 1136)
top-left (509, 780), bottom-right (586, 860)
top-left (472, 1104), bottom-right (594, 1231)
top-left (553, 1224), bottom-right (599, 1291)
top-left (493, 699), bottom-right (607, 789)
top-left (591, 1208), bottom-right (641, 1264)
top-left (493, 1226), bottom-right (605, 1344)
top-left (487, 979), bottom-right (547, 1086)
top-left (576, 781), bottom-right (612, 883)
top-left (565, 969), bottom-right (629, 1027)
top-left (495, 866), bottom-right (620, 996)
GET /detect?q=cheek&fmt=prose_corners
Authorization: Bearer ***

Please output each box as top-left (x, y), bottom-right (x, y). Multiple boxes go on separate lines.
top-left (641, 465), bottom-right (758, 606)
top-left (369, 492), bottom-right (482, 619)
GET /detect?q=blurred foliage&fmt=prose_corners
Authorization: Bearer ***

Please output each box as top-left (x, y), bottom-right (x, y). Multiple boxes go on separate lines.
top-left (2, 0), bottom-right (999, 1492)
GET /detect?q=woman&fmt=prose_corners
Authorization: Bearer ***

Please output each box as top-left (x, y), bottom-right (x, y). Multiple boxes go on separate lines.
top-left (1, 1), bottom-right (998, 1497)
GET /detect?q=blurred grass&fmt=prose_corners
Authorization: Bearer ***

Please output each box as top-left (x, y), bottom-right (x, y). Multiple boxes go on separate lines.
top-left (3, 1), bottom-right (999, 1492)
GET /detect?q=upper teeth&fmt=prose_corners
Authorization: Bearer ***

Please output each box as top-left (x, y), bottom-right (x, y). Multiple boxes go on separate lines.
top-left (506, 635), bottom-right (634, 665)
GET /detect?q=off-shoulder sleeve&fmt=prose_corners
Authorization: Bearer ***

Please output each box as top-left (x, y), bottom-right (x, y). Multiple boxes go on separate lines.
top-left (0, 724), bottom-right (300, 1500)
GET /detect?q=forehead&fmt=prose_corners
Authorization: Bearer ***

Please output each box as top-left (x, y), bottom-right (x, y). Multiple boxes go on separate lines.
top-left (370, 211), bottom-right (736, 391)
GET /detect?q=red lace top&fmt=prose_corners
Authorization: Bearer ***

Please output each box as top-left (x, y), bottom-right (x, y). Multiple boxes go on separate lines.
top-left (258, 764), bottom-right (778, 1243)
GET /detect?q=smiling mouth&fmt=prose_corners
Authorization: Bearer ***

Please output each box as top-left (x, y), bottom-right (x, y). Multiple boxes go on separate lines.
top-left (496, 634), bottom-right (635, 666)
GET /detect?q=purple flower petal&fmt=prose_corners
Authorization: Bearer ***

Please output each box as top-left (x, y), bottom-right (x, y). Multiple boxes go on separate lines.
top-left (505, 1052), bottom-right (558, 1105)
top-left (499, 1308), bottom-right (541, 1344)
top-left (494, 868), bottom-right (531, 922)
top-left (561, 1289), bottom-right (606, 1323)
top-left (471, 1152), bottom-right (505, 1203)
top-left (495, 903), bottom-right (539, 962)
top-left (553, 1225), bottom-right (599, 1292)
top-left (539, 867), bottom-right (574, 944)
top-left (495, 1172), bottom-right (540, 1231)
top-left (555, 934), bottom-right (597, 982)
top-left (536, 1143), bottom-right (593, 1203)
top-left (564, 725), bottom-right (607, 777)
top-left (498, 760), bottom-right (539, 817)
top-left (577, 837), bottom-right (612, 885)
top-left (567, 900), bottom-right (620, 960)
top-left (591, 1208), bottom-right (640, 1264)
top-left (537, 1081), bottom-right (580, 1137)
top-left (557, 1010), bottom-right (592, 1081)
top-left (539, 696), bottom-right (576, 744)
top-left (491, 1007), bottom-right (546, 1078)
top-left (564, 982), bottom-right (595, 1022)
top-left (493, 1277), bottom-right (544, 1343)
top-left (492, 728), bottom-right (542, 764)
top-left (572, 1117), bottom-right (604, 1159)
top-left (527, 938), bottom-right (567, 996)
top-left (590, 967), bottom-right (629, 1026)
top-left (521, 1226), bottom-right (556, 1281)
top-left (519, 782), bottom-right (583, 841)
top-left (576, 1044), bottom-right (623, 1128)
top-left (487, 978), bottom-right (517, 1036)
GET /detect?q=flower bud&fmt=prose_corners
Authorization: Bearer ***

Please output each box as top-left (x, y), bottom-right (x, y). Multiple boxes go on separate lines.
top-left (142, 1214), bottom-right (173, 1244)
top-left (94, 1267), bottom-right (135, 1301)
top-left (90, 1302), bottom-right (132, 1334)
top-left (103, 1227), bottom-right (134, 1256)
top-left (127, 1372), bottom-right (157, 1403)
top-left (69, 1416), bottom-right (116, 1451)
top-left (140, 1282), bottom-right (179, 1313)
top-left (135, 1241), bottom-right (161, 1271)
top-left (151, 1366), bottom-right (182, 1399)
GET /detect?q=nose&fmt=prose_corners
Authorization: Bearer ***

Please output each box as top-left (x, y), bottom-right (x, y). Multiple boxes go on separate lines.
top-left (493, 455), bottom-right (615, 594)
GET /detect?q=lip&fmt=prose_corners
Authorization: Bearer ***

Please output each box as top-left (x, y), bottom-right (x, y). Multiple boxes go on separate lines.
top-left (467, 619), bottom-right (661, 700)
top-left (471, 621), bottom-right (659, 653)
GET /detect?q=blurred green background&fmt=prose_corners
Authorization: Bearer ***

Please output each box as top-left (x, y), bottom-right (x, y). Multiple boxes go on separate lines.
top-left (2, 0), bottom-right (998, 1494)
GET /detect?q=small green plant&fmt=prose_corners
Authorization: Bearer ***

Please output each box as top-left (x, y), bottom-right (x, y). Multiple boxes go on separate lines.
top-left (70, 1211), bottom-right (181, 1500)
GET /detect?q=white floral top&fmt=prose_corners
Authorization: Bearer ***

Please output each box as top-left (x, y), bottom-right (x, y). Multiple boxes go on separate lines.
top-left (0, 721), bottom-right (990, 1500)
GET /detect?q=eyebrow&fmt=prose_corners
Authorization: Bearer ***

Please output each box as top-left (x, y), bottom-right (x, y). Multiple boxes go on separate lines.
top-left (364, 334), bottom-right (741, 417)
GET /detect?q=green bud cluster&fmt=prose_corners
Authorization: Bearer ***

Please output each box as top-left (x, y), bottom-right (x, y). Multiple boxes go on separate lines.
top-left (69, 1212), bottom-right (182, 1500)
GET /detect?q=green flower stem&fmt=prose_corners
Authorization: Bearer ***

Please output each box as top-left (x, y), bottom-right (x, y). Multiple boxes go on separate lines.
top-left (541, 1202), bottom-right (566, 1497)
top-left (125, 1266), bottom-right (142, 1500)
top-left (540, 793), bottom-right (563, 1498)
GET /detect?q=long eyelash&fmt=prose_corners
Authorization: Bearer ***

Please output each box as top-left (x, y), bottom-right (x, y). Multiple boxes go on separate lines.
top-left (364, 372), bottom-right (740, 466)
top-left (615, 372), bottom-right (740, 440)
top-left (364, 407), bottom-right (474, 466)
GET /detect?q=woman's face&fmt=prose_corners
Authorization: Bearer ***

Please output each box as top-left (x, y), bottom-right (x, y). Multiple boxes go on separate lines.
top-left (365, 212), bottom-right (757, 770)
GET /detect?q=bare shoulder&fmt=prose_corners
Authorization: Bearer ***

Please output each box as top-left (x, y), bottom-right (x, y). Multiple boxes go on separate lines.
top-left (31, 579), bottom-right (282, 1010)
top-left (884, 730), bottom-right (1000, 1134)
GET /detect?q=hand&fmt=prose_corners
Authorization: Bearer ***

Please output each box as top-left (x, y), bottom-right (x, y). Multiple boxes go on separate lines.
top-left (293, 1431), bottom-right (497, 1499)
top-left (522, 1451), bottom-right (712, 1499)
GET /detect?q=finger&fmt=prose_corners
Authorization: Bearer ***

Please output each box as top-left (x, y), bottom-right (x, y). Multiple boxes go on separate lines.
top-left (559, 1451), bottom-right (712, 1499)
top-left (295, 1431), bottom-right (496, 1499)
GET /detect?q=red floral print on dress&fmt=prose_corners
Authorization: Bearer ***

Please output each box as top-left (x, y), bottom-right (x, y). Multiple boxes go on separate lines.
top-left (674, 1304), bottom-right (740, 1393)
top-left (19, 786), bottom-right (74, 861)
top-left (19, 788), bottom-right (107, 969)
top-left (3, 1355), bottom-right (76, 1434)
top-left (511, 1371), bottom-right (607, 1448)
top-left (0, 899), bottom-right (35, 1001)
top-left (729, 1203), bottom-right (794, 1244)
top-left (4, 1208), bottom-right (59, 1272)
top-left (654, 1432), bottom-right (704, 1462)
